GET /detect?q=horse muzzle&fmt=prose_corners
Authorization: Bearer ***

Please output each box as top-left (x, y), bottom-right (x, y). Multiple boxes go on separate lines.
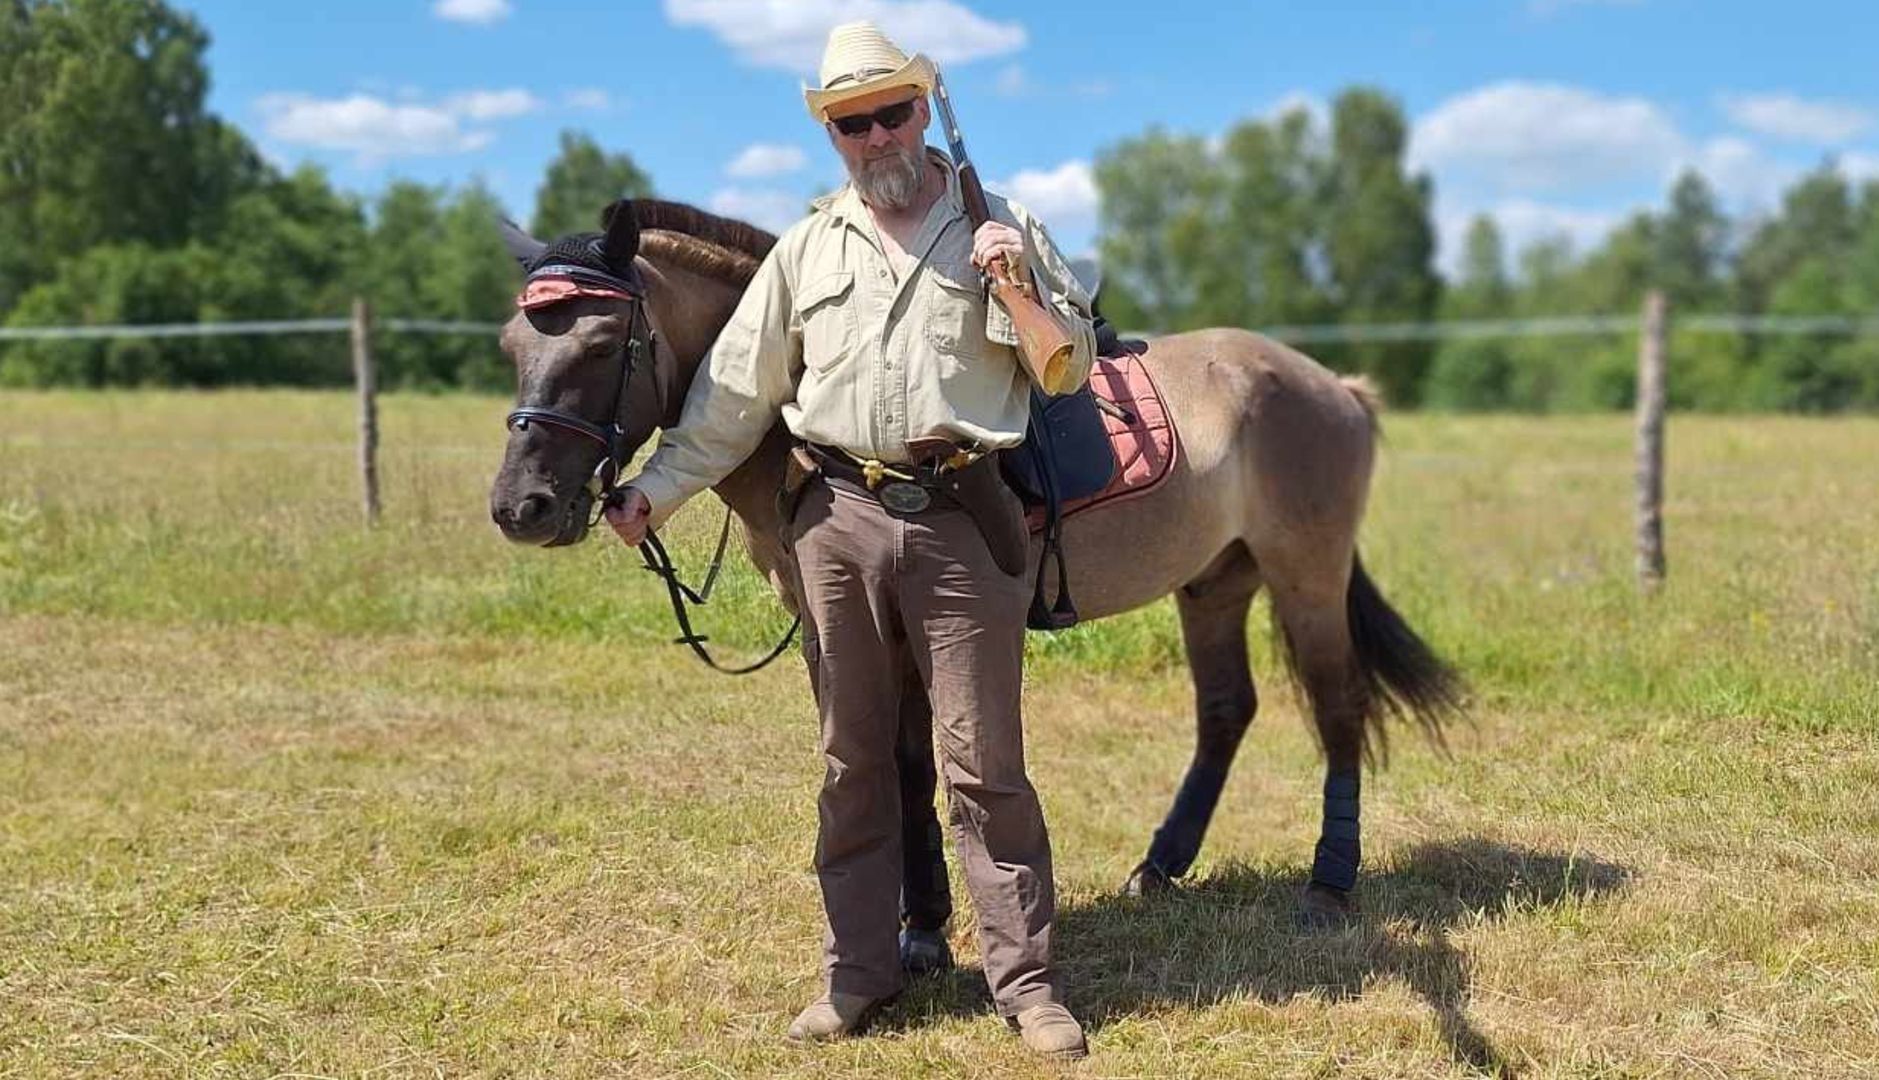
top-left (491, 487), bottom-right (593, 547)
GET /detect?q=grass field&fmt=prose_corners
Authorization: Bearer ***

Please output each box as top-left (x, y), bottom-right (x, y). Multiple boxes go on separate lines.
top-left (2, 389), bottom-right (1876, 1078)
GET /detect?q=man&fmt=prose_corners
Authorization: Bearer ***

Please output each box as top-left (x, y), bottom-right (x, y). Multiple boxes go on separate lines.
top-left (602, 20), bottom-right (1096, 1059)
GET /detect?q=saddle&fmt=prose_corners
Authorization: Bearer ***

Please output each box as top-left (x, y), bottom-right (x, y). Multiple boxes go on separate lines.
top-left (1002, 321), bottom-right (1175, 631)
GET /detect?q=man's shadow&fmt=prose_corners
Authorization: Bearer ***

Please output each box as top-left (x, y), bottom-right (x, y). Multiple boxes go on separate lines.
top-left (893, 837), bottom-right (1629, 1077)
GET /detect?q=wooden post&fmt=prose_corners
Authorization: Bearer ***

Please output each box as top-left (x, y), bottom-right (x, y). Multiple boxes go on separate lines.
top-left (351, 296), bottom-right (381, 527)
top-left (1634, 289), bottom-right (1667, 590)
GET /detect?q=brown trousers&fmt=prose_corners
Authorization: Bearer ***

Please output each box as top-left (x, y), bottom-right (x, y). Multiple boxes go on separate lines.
top-left (789, 477), bottom-right (1059, 1016)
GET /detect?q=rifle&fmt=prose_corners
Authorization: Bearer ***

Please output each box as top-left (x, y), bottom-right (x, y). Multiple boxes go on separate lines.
top-left (931, 71), bottom-right (1077, 395)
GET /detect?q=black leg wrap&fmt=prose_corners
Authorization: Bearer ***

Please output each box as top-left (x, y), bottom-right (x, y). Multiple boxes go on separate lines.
top-left (900, 812), bottom-right (952, 932)
top-left (895, 704), bottom-right (952, 933)
top-left (1144, 762), bottom-right (1230, 879)
top-left (1309, 768), bottom-right (1362, 892)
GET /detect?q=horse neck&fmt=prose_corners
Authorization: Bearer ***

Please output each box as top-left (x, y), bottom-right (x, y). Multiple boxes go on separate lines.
top-left (637, 256), bottom-right (742, 401)
top-left (635, 252), bottom-right (794, 580)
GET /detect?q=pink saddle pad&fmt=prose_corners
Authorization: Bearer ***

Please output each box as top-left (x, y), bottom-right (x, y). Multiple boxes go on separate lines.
top-left (1026, 349), bottom-right (1178, 533)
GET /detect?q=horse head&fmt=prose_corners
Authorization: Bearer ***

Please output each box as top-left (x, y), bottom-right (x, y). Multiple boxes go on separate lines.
top-left (488, 202), bottom-right (664, 546)
top-left (488, 199), bottom-right (778, 548)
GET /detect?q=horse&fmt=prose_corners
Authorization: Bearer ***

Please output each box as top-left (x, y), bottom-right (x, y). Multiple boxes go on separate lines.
top-left (487, 199), bottom-right (1462, 935)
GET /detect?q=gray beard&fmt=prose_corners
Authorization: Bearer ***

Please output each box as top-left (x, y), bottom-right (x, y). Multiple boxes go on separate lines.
top-left (854, 146), bottom-right (922, 210)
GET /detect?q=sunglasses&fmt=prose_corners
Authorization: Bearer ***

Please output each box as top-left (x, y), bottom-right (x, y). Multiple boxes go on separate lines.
top-left (829, 99), bottom-right (918, 138)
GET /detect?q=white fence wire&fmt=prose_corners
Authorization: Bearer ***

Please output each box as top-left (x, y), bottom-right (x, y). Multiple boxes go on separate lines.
top-left (1, 313), bottom-right (1875, 345)
top-left (0, 318), bottom-right (499, 341)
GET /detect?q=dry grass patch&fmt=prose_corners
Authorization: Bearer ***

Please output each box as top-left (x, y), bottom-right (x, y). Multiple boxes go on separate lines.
top-left (2, 392), bottom-right (1877, 1076)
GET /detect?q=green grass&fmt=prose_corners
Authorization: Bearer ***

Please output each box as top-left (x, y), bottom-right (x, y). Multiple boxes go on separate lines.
top-left (2, 389), bottom-right (1876, 1077)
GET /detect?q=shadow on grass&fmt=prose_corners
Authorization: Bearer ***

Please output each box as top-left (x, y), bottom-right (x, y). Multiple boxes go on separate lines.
top-left (884, 838), bottom-right (1629, 1074)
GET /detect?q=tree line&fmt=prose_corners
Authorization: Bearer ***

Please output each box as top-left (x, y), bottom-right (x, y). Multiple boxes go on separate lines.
top-left (1096, 95), bottom-right (1879, 412)
top-left (4, 0), bottom-right (1876, 410)
top-left (0, 0), bottom-right (649, 391)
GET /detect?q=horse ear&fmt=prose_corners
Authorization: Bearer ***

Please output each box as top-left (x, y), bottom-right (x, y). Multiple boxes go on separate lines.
top-left (497, 216), bottom-right (547, 271)
top-left (600, 200), bottom-right (639, 272)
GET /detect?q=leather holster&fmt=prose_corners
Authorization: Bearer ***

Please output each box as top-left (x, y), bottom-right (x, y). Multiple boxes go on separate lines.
top-left (776, 444), bottom-right (820, 533)
top-left (934, 456), bottom-right (1029, 578)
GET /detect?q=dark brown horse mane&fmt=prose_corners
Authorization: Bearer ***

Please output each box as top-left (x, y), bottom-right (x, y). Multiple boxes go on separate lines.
top-left (630, 199), bottom-right (779, 287)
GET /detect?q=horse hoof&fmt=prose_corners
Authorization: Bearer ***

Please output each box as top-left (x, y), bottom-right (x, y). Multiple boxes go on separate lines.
top-left (899, 927), bottom-right (953, 976)
top-left (1122, 860), bottom-right (1175, 898)
top-left (1295, 882), bottom-right (1358, 931)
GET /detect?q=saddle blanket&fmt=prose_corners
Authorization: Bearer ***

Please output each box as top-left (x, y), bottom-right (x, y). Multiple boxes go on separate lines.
top-left (1026, 347), bottom-right (1178, 533)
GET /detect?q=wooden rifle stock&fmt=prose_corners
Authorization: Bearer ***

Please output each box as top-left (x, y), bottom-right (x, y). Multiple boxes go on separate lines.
top-left (936, 77), bottom-right (1078, 395)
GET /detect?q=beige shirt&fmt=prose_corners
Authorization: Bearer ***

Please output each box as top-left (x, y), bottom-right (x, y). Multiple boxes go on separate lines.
top-left (630, 147), bottom-right (1097, 525)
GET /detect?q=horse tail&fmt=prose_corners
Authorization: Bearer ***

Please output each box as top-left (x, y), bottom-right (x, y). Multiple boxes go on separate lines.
top-left (1344, 551), bottom-right (1463, 759)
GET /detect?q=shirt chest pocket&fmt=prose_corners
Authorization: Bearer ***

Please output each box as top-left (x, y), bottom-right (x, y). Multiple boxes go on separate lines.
top-left (925, 259), bottom-right (987, 357)
top-left (795, 270), bottom-right (856, 373)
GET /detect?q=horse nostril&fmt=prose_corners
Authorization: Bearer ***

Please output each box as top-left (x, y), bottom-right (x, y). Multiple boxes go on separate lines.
top-left (513, 493), bottom-right (553, 529)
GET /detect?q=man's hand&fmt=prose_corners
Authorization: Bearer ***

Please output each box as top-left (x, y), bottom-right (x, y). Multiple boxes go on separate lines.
top-left (603, 486), bottom-right (652, 547)
top-left (970, 221), bottom-right (1024, 275)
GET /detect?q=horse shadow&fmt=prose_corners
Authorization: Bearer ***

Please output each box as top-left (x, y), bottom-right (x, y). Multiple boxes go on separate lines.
top-left (890, 837), bottom-right (1630, 1077)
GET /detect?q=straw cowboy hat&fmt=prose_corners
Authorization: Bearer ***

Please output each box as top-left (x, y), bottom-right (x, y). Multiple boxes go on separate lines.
top-left (802, 21), bottom-right (935, 121)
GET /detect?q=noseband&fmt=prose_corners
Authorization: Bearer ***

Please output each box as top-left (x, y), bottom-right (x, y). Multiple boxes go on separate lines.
top-left (503, 254), bottom-right (799, 676)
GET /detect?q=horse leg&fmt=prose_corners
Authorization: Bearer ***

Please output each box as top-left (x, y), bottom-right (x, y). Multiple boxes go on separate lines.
top-left (1125, 544), bottom-right (1261, 896)
top-left (894, 656), bottom-right (954, 974)
top-left (1269, 571), bottom-right (1368, 926)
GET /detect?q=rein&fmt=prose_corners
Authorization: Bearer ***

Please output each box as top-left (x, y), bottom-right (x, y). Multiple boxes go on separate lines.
top-left (506, 258), bottom-right (800, 676)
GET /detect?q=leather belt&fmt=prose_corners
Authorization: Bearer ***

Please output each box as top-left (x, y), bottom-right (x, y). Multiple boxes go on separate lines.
top-left (805, 443), bottom-right (976, 515)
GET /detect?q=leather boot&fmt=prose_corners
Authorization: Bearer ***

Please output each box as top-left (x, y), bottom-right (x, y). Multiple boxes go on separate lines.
top-left (1012, 1002), bottom-right (1087, 1059)
top-left (786, 992), bottom-right (890, 1042)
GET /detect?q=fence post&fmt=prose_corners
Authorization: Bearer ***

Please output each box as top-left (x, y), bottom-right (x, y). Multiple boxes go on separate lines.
top-left (351, 296), bottom-right (381, 527)
top-left (1634, 289), bottom-right (1667, 590)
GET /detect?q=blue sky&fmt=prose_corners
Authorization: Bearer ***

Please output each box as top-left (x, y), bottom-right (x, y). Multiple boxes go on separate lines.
top-left (190, 0), bottom-right (1879, 271)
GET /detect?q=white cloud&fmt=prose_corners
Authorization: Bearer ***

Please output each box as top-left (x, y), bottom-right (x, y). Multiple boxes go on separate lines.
top-left (1719, 93), bottom-right (1873, 144)
top-left (256, 93), bottom-right (493, 159)
top-left (1265, 90), bottom-right (1328, 128)
top-left (433, 0), bottom-right (512, 25)
top-left (564, 88), bottom-right (614, 111)
top-left (994, 64), bottom-right (1028, 98)
top-left (1412, 79), bottom-right (1879, 278)
top-left (708, 187), bottom-right (810, 233)
top-left (726, 143), bottom-right (809, 178)
top-left (256, 87), bottom-right (545, 162)
top-left (990, 160), bottom-right (1098, 229)
top-left (1411, 81), bottom-right (1683, 192)
top-left (1842, 152), bottom-right (1879, 183)
top-left (445, 89), bottom-right (542, 120)
top-left (992, 64), bottom-right (1108, 101)
top-left (662, 0), bottom-right (1025, 74)
top-left (1676, 136), bottom-right (1800, 209)
top-left (1434, 197), bottom-right (1621, 275)
top-left (1482, 200), bottom-right (1622, 258)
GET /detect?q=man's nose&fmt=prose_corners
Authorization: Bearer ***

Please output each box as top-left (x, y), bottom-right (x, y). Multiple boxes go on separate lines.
top-left (865, 123), bottom-right (896, 149)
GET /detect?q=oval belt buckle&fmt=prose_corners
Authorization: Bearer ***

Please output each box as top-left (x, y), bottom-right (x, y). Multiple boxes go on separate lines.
top-left (877, 480), bottom-right (932, 515)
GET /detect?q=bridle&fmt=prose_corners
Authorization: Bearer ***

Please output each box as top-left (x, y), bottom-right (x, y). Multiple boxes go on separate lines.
top-left (504, 254), bottom-right (799, 675)
top-left (505, 259), bottom-right (658, 519)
